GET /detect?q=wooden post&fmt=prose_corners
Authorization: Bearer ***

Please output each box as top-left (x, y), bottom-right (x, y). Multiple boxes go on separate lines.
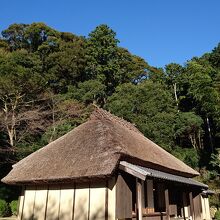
top-left (183, 192), bottom-right (189, 219)
top-left (18, 186), bottom-right (25, 220)
top-left (193, 193), bottom-right (202, 220)
top-left (204, 196), bottom-right (211, 220)
top-left (146, 179), bottom-right (154, 213)
top-left (142, 182), bottom-right (146, 215)
top-left (201, 195), bottom-right (206, 220)
top-left (165, 188), bottom-right (170, 220)
top-left (136, 178), bottom-right (143, 220)
top-left (189, 192), bottom-right (195, 220)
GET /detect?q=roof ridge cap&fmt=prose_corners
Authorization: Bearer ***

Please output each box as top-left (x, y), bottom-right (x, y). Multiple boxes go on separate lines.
top-left (90, 106), bottom-right (142, 135)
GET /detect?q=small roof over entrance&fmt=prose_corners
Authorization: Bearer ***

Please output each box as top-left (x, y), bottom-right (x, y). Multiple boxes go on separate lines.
top-left (119, 161), bottom-right (208, 189)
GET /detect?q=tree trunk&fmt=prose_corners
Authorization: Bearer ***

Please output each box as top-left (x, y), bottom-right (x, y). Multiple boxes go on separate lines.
top-left (2, 94), bottom-right (21, 147)
top-left (189, 134), bottom-right (198, 150)
top-left (173, 83), bottom-right (179, 111)
top-left (206, 117), bottom-right (214, 153)
top-left (49, 95), bottom-right (56, 143)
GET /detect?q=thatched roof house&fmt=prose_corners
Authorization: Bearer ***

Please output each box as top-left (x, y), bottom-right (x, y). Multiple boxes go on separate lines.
top-left (2, 108), bottom-right (211, 220)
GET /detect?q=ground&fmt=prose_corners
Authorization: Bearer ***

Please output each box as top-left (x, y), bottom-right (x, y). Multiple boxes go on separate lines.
top-left (0, 217), bottom-right (16, 220)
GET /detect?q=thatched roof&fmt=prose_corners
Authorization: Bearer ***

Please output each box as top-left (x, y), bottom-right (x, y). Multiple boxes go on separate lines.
top-left (2, 108), bottom-right (199, 185)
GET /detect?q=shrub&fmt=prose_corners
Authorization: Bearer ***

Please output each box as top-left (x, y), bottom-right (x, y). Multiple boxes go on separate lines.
top-left (0, 199), bottom-right (10, 217)
top-left (215, 210), bottom-right (220, 219)
top-left (10, 200), bottom-right (18, 216)
top-left (172, 147), bottom-right (199, 168)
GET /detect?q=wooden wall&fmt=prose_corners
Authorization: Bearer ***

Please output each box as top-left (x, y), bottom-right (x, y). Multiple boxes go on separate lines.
top-left (193, 192), bottom-right (202, 220)
top-left (18, 176), bottom-right (208, 220)
top-left (115, 173), bottom-right (206, 220)
top-left (116, 173), bottom-right (132, 219)
top-left (201, 195), bottom-right (211, 220)
top-left (18, 178), bottom-right (116, 220)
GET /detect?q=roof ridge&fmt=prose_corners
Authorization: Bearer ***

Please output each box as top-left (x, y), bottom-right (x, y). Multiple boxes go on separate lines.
top-left (90, 106), bottom-right (142, 135)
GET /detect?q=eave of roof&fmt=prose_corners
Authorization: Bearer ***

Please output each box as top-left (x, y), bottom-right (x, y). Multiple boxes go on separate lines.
top-left (119, 161), bottom-right (208, 189)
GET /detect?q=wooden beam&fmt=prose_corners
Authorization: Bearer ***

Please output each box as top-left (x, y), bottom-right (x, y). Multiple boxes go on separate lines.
top-left (136, 178), bottom-right (143, 220)
top-left (165, 188), bottom-right (170, 220)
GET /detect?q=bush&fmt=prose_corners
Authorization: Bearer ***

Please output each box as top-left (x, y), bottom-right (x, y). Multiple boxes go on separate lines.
top-left (10, 200), bottom-right (18, 216)
top-left (172, 147), bottom-right (199, 168)
top-left (0, 199), bottom-right (10, 217)
top-left (214, 210), bottom-right (220, 220)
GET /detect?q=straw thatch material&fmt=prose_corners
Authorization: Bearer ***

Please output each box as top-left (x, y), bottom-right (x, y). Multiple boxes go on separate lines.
top-left (2, 108), bottom-right (199, 185)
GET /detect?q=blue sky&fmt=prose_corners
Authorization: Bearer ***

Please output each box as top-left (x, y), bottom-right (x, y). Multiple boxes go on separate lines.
top-left (1, 0), bottom-right (219, 67)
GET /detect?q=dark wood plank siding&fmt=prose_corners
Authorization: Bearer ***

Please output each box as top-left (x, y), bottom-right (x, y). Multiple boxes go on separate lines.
top-left (116, 173), bottom-right (132, 219)
top-left (189, 192), bottom-right (194, 219)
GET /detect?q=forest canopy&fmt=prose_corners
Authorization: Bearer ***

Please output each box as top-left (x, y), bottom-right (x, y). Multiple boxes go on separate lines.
top-left (0, 22), bottom-right (220, 203)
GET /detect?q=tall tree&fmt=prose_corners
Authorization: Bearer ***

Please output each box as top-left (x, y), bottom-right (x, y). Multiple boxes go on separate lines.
top-left (24, 22), bottom-right (60, 52)
top-left (185, 61), bottom-right (220, 152)
top-left (106, 80), bottom-right (176, 151)
top-left (1, 24), bottom-right (28, 51)
top-left (45, 37), bottom-right (86, 93)
top-left (85, 24), bottom-right (120, 97)
top-left (209, 43), bottom-right (220, 69)
top-left (0, 49), bottom-right (46, 147)
top-left (165, 63), bottom-right (184, 110)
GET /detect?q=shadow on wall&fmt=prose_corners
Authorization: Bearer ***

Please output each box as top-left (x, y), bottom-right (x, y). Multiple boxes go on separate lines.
top-left (21, 181), bottom-right (114, 220)
top-left (23, 199), bottom-right (111, 220)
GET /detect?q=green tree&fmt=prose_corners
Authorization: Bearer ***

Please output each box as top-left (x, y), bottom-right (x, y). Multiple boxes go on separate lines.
top-left (172, 147), bottom-right (199, 168)
top-left (165, 63), bottom-right (184, 109)
top-left (69, 80), bottom-right (106, 105)
top-left (106, 81), bottom-right (176, 150)
top-left (186, 61), bottom-right (220, 152)
top-left (24, 22), bottom-right (60, 52)
top-left (1, 24), bottom-right (28, 51)
top-left (209, 43), bottom-right (220, 69)
top-left (0, 49), bottom-right (46, 147)
top-left (85, 24), bottom-right (120, 96)
top-left (174, 112), bottom-right (203, 150)
top-left (2, 23), bottom-right (60, 52)
top-left (116, 47), bottom-right (149, 84)
top-left (45, 37), bottom-right (86, 92)
top-left (210, 149), bottom-right (220, 174)
top-left (186, 61), bottom-right (219, 115)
